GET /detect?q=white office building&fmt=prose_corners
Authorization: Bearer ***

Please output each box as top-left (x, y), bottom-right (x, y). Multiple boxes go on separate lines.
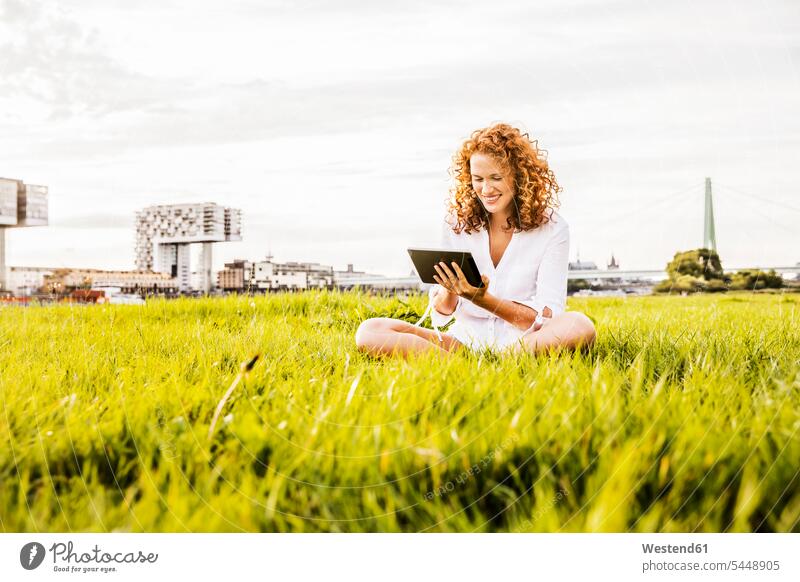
top-left (135, 203), bottom-right (242, 293)
top-left (251, 258), bottom-right (334, 291)
top-left (0, 177), bottom-right (49, 293)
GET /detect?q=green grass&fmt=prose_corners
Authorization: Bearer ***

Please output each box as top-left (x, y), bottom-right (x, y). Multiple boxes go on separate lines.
top-left (1, 292), bottom-right (799, 532)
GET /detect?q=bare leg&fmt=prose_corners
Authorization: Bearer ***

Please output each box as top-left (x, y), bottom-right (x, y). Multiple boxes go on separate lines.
top-left (507, 311), bottom-right (596, 355)
top-left (355, 317), bottom-right (464, 358)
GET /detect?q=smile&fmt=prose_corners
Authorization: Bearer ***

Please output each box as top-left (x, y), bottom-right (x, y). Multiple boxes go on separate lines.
top-left (482, 195), bottom-right (501, 203)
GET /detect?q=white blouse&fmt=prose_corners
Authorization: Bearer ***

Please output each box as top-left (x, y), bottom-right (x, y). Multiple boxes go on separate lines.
top-left (423, 211), bottom-right (570, 351)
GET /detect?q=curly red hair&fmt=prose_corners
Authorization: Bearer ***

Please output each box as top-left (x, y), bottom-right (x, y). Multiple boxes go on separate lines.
top-left (447, 123), bottom-right (561, 234)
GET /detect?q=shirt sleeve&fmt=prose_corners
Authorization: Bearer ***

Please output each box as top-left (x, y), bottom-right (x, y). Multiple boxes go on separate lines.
top-left (511, 219), bottom-right (570, 319)
top-left (427, 216), bottom-right (462, 327)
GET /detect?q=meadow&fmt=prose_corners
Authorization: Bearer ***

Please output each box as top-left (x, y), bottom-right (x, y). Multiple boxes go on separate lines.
top-left (1, 291), bottom-right (798, 532)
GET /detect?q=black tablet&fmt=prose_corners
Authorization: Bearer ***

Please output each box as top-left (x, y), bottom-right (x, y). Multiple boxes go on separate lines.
top-left (407, 248), bottom-right (485, 288)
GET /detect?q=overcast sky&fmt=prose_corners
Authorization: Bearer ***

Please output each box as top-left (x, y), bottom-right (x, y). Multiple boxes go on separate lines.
top-left (1, 0), bottom-right (798, 276)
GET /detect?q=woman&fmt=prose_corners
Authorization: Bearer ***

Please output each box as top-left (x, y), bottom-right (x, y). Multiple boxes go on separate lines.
top-left (355, 123), bottom-right (596, 358)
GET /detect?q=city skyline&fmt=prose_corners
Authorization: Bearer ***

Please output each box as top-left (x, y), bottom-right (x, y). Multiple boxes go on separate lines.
top-left (1, 0), bottom-right (798, 277)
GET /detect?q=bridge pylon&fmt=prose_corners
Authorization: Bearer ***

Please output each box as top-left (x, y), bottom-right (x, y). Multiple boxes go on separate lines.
top-left (703, 177), bottom-right (717, 252)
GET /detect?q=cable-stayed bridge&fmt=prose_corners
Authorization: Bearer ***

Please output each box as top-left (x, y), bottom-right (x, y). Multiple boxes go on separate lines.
top-left (565, 265), bottom-right (800, 281)
top-left (336, 265), bottom-right (800, 290)
top-left (340, 178), bottom-right (799, 289)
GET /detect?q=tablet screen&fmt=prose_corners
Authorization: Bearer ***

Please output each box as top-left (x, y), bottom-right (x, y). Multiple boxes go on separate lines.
top-left (407, 248), bottom-right (484, 288)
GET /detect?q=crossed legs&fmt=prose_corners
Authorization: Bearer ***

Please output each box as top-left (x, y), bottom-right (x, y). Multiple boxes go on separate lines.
top-left (505, 311), bottom-right (596, 355)
top-left (354, 317), bottom-right (464, 358)
top-left (354, 312), bottom-right (596, 359)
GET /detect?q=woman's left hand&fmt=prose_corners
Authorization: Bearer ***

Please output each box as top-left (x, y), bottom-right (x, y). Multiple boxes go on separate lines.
top-left (433, 262), bottom-right (490, 303)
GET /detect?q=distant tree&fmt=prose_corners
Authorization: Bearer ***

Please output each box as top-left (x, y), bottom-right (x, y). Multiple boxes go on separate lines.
top-left (654, 274), bottom-right (708, 294)
top-left (567, 278), bottom-right (591, 293)
top-left (655, 248), bottom-right (727, 294)
top-left (729, 269), bottom-right (783, 290)
top-left (666, 249), bottom-right (724, 281)
top-left (705, 279), bottom-right (728, 293)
